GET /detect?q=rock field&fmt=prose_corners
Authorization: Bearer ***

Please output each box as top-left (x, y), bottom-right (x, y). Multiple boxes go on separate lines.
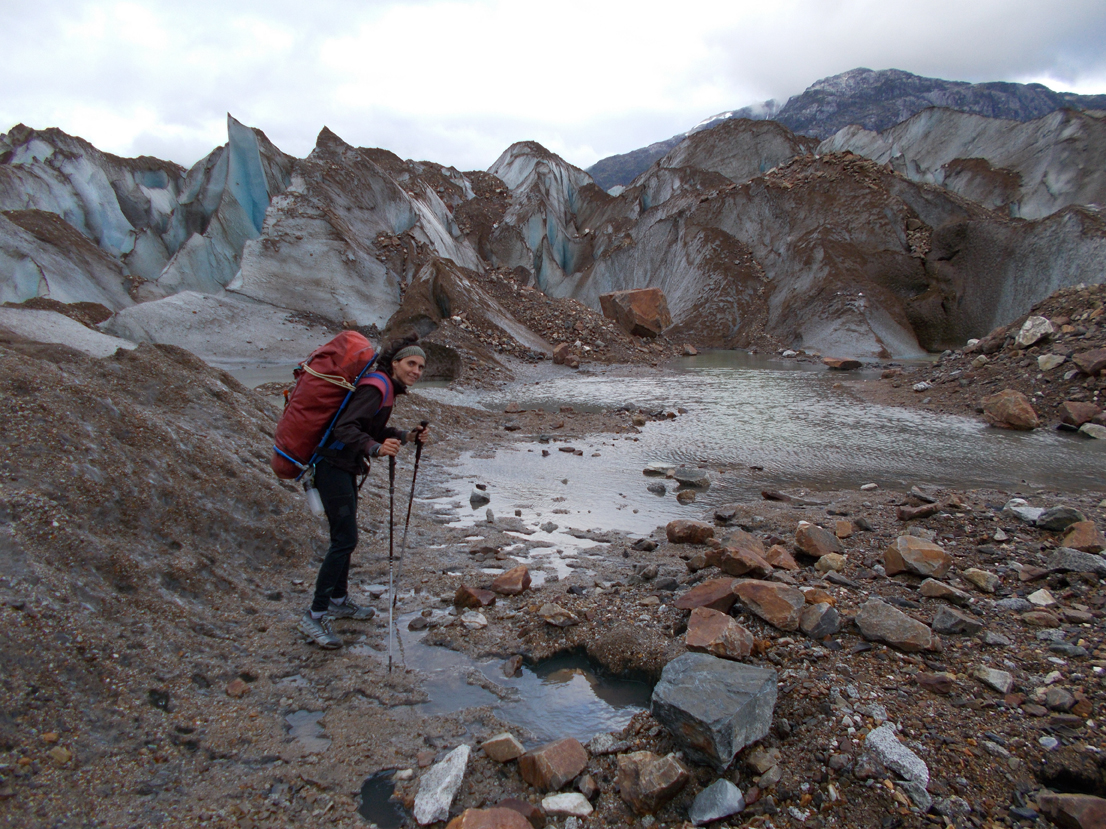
top-left (2, 288), bottom-right (1106, 829)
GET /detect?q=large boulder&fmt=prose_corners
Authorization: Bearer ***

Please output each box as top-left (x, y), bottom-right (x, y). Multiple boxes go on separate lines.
top-left (666, 520), bottom-right (714, 544)
top-left (732, 580), bottom-right (805, 631)
top-left (1036, 792), bottom-right (1106, 829)
top-left (795, 522), bottom-right (843, 557)
top-left (981, 389), bottom-right (1039, 430)
top-left (707, 546), bottom-right (773, 578)
top-left (884, 536), bottom-right (952, 578)
top-left (414, 745), bottom-right (471, 825)
top-left (674, 578), bottom-right (738, 612)
top-left (855, 599), bottom-right (941, 652)
top-left (688, 779), bottom-right (746, 826)
top-left (651, 652), bottom-right (777, 771)
top-left (1061, 521), bottom-right (1106, 553)
top-left (446, 808), bottom-right (533, 829)
top-left (599, 288), bottom-right (673, 338)
top-left (518, 738), bottom-right (588, 791)
top-left (685, 607), bottom-right (754, 659)
top-left (616, 751), bottom-right (689, 815)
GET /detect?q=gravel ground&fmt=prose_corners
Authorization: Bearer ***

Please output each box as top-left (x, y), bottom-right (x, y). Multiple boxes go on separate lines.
top-left (1, 301), bottom-right (1104, 829)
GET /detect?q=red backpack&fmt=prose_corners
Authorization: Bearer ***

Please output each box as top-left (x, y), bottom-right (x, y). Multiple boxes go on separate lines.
top-left (271, 331), bottom-right (379, 479)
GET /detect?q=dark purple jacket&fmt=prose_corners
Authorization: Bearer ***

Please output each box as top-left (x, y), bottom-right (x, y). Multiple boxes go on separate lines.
top-left (325, 372), bottom-right (409, 475)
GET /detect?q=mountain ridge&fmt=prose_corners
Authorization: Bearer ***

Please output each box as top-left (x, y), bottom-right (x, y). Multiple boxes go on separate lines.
top-left (587, 67), bottom-right (1106, 191)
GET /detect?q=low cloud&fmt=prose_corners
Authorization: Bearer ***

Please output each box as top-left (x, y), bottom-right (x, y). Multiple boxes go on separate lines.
top-left (4, 0), bottom-right (1105, 171)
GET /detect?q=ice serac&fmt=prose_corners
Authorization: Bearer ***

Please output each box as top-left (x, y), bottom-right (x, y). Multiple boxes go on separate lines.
top-left (0, 210), bottom-right (134, 309)
top-left (229, 129), bottom-right (482, 328)
top-left (0, 124), bottom-right (184, 282)
top-left (154, 115), bottom-right (294, 298)
top-left (820, 108), bottom-right (1106, 219)
top-left (486, 142), bottom-right (600, 294)
top-left (912, 206), bottom-right (1106, 348)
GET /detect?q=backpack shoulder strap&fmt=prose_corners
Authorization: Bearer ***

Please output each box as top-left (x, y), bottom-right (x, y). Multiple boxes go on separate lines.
top-left (357, 371), bottom-right (395, 408)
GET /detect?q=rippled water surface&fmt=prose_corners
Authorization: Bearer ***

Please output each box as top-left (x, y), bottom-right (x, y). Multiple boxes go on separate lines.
top-left (420, 352), bottom-right (1106, 537)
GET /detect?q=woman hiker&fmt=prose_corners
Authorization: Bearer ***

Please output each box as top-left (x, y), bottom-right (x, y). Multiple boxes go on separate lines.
top-left (298, 332), bottom-right (430, 649)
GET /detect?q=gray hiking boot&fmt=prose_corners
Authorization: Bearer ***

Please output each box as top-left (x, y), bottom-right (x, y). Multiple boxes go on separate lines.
top-left (327, 597), bottom-right (376, 620)
top-left (298, 612), bottom-right (341, 649)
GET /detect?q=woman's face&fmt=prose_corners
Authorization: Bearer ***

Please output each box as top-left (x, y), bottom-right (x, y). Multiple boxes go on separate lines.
top-left (392, 355), bottom-right (425, 387)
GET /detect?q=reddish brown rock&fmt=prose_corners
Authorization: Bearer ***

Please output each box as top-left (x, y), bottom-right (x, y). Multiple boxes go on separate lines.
top-left (707, 546), bottom-right (773, 578)
top-left (764, 544), bottom-right (799, 570)
top-left (982, 389), bottom-right (1039, 430)
top-left (616, 751), bottom-right (689, 815)
top-left (1061, 521), bottom-right (1106, 553)
top-left (225, 678), bottom-right (250, 698)
top-left (732, 580), bottom-right (805, 631)
top-left (599, 288), bottom-right (673, 338)
top-left (481, 732), bottom-right (525, 763)
top-left (552, 343), bottom-right (579, 368)
top-left (802, 587), bottom-right (836, 606)
top-left (1036, 792), bottom-right (1106, 829)
top-left (1072, 348), bottom-right (1106, 376)
top-left (685, 607), bottom-right (754, 659)
top-left (446, 808), bottom-right (534, 829)
top-left (666, 520), bottom-right (714, 544)
top-left (915, 673), bottom-right (955, 694)
top-left (835, 520), bottom-right (854, 539)
top-left (854, 598), bottom-right (940, 652)
top-left (721, 529), bottom-right (766, 555)
top-left (455, 585), bottom-right (497, 608)
top-left (823, 357), bottom-right (862, 370)
top-left (896, 502), bottom-right (940, 521)
top-left (674, 577), bottom-right (738, 612)
top-left (1060, 401), bottom-right (1103, 427)
top-left (919, 578), bottom-right (971, 606)
top-left (518, 738), bottom-right (588, 791)
top-left (884, 536), bottom-right (952, 578)
top-left (1021, 610), bottom-right (1062, 627)
top-left (794, 522), bottom-right (843, 557)
top-left (496, 798), bottom-right (546, 829)
top-left (492, 566), bottom-right (532, 596)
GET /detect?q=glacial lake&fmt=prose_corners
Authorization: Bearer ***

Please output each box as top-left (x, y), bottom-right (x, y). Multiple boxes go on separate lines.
top-left (417, 351), bottom-right (1106, 538)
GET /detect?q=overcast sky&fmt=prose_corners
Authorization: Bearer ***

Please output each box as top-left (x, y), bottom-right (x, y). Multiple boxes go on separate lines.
top-left (4, 0), bottom-right (1105, 173)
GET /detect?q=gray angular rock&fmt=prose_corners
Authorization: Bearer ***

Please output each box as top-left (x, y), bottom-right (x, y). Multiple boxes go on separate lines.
top-left (1015, 316), bottom-right (1055, 347)
top-left (689, 779), bottom-right (746, 826)
top-left (930, 605), bottom-right (985, 636)
top-left (1003, 498), bottom-right (1043, 524)
top-left (1047, 547), bottom-right (1106, 576)
top-left (673, 467), bottom-right (711, 488)
top-left (994, 597), bottom-right (1034, 612)
top-left (865, 724), bottom-right (929, 789)
top-left (1036, 506), bottom-right (1087, 532)
top-left (799, 602), bottom-right (840, 639)
top-left (651, 653), bottom-right (777, 771)
top-left (974, 667), bottom-right (1015, 694)
top-left (413, 744), bottom-right (471, 825)
top-left (854, 599), bottom-right (940, 652)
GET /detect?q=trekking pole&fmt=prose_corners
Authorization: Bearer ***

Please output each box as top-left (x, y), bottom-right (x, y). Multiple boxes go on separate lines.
top-left (387, 454), bottom-right (397, 673)
top-left (390, 422), bottom-right (429, 669)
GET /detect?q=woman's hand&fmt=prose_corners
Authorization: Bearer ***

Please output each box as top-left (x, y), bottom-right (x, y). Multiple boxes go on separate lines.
top-left (411, 424), bottom-right (431, 444)
top-left (377, 438), bottom-right (402, 457)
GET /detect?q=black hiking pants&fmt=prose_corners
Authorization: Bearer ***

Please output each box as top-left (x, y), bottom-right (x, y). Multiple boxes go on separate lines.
top-left (310, 459), bottom-right (359, 613)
